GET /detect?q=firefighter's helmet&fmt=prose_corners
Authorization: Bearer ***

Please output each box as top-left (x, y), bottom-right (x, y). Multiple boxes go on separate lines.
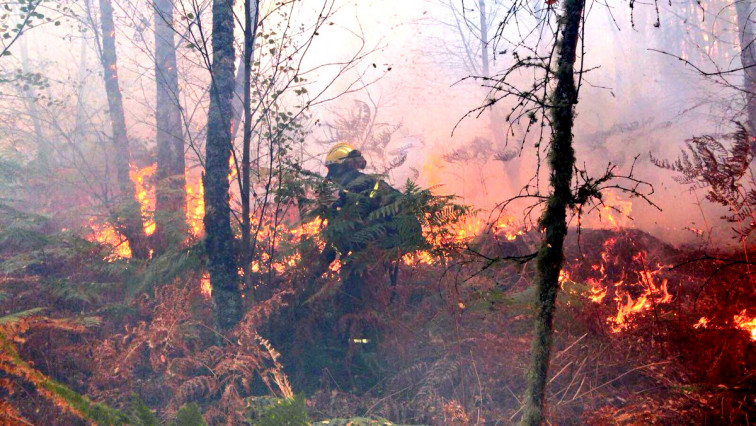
top-left (325, 142), bottom-right (356, 166)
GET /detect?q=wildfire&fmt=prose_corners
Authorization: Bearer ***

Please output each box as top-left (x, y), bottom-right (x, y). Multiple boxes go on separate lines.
top-left (90, 165), bottom-right (211, 259)
top-left (402, 250), bottom-right (435, 266)
top-left (492, 216), bottom-right (525, 241)
top-left (228, 155), bottom-right (238, 184)
top-left (87, 164), bottom-right (157, 259)
top-left (328, 259), bottom-right (342, 273)
top-left (569, 235), bottom-right (673, 332)
top-left (734, 310), bottom-right (756, 341)
top-left (290, 216), bottom-right (326, 240)
top-left (129, 164), bottom-right (156, 236)
top-left (200, 273), bottom-right (212, 299)
top-left (597, 191), bottom-right (632, 228)
top-left (401, 213), bottom-right (528, 266)
top-left (87, 219), bottom-right (132, 260)
top-left (693, 317), bottom-right (709, 329)
top-left (586, 277), bottom-right (608, 303)
top-left (186, 176), bottom-right (205, 237)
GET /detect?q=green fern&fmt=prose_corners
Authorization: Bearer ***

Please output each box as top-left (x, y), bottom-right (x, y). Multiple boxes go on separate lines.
top-left (171, 403), bottom-right (207, 426)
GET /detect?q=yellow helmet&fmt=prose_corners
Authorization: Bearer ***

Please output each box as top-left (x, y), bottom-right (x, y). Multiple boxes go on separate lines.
top-left (325, 142), bottom-right (355, 166)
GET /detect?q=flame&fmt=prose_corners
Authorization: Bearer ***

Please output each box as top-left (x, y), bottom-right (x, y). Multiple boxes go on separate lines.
top-left (693, 317), bottom-right (709, 329)
top-left (200, 273), bottom-right (212, 299)
top-left (401, 213), bottom-right (527, 265)
top-left (608, 255), bottom-right (672, 332)
top-left (586, 277), bottom-right (608, 303)
top-left (186, 175), bottom-right (205, 237)
top-left (228, 155), bottom-right (238, 184)
top-left (87, 219), bottom-right (132, 260)
top-left (598, 191), bottom-right (632, 228)
top-left (734, 310), bottom-right (756, 341)
top-left (403, 250), bottom-right (436, 265)
top-left (129, 164), bottom-right (157, 236)
top-left (567, 235), bottom-right (673, 332)
top-left (492, 216), bottom-right (525, 241)
top-left (328, 259), bottom-right (342, 272)
top-left (290, 216), bottom-right (326, 239)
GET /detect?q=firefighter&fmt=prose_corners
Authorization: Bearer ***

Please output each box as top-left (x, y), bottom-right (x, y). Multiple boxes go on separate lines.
top-left (316, 143), bottom-right (403, 306)
top-left (285, 142), bottom-right (422, 390)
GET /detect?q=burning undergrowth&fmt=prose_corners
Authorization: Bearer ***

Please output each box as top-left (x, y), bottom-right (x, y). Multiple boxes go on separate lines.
top-left (1, 184), bottom-right (755, 423)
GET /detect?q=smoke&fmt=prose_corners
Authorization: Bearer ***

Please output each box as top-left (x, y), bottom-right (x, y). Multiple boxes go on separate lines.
top-left (4, 0), bottom-right (747, 246)
top-left (302, 0), bottom-right (746, 247)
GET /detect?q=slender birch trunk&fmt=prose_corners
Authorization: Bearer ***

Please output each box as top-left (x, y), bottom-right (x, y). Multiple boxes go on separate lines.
top-left (521, 0), bottom-right (584, 423)
top-left (241, 0), bottom-right (260, 297)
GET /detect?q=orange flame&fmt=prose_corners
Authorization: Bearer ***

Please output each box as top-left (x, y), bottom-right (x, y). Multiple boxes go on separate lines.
top-left (693, 317), bottom-right (709, 329)
top-left (569, 236), bottom-right (673, 332)
top-left (129, 164), bottom-right (156, 236)
top-left (586, 277), bottom-right (608, 303)
top-left (87, 219), bottom-right (132, 260)
top-left (492, 216), bottom-right (525, 241)
top-left (608, 255), bottom-right (672, 332)
top-left (200, 273), bottom-right (212, 299)
top-left (228, 155), bottom-right (238, 184)
top-left (734, 310), bottom-right (756, 341)
top-left (185, 175), bottom-right (205, 237)
top-left (597, 191), bottom-right (632, 229)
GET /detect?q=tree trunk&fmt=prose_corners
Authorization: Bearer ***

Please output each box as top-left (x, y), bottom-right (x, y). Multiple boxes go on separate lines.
top-left (735, 0), bottom-right (756, 152)
top-left (97, 0), bottom-right (149, 259)
top-left (521, 0), bottom-right (583, 424)
top-left (477, 0), bottom-right (511, 182)
top-left (19, 39), bottom-right (49, 171)
top-left (153, 0), bottom-right (187, 253)
top-left (241, 0), bottom-right (260, 297)
top-left (478, 0), bottom-right (490, 79)
top-left (204, 0), bottom-right (242, 331)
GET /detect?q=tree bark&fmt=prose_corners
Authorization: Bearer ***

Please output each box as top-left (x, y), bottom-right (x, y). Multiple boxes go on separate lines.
top-left (154, 0), bottom-right (187, 253)
top-left (735, 0), bottom-right (756, 153)
top-left (204, 0), bottom-right (242, 331)
top-left (478, 0), bottom-right (490, 79)
top-left (521, 0), bottom-right (583, 424)
top-left (97, 0), bottom-right (149, 259)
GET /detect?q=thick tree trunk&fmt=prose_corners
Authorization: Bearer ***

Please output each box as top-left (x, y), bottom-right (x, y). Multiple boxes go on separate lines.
top-left (521, 0), bottom-right (583, 424)
top-left (241, 0), bottom-right (260, 296)
top-left (204, 0), bottom-right (242, 331)
top-left (735, 0), bottom-right (756, 152)
top-left (97, 0), bottom-right (149, 259)
top-left (153, 0), bottom-right (187, 253)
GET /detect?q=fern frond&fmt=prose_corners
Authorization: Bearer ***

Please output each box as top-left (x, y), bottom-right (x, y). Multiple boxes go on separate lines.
top-left (175, 376), bottom-right (218, 404)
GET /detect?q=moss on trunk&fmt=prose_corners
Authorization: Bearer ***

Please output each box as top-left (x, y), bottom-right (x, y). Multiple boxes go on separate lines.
top-left (521, 0), bottom-right (584, 424)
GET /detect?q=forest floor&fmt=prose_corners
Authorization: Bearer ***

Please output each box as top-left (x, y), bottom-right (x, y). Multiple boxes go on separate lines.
top-left (1, 225), bottom-right (755, 424)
